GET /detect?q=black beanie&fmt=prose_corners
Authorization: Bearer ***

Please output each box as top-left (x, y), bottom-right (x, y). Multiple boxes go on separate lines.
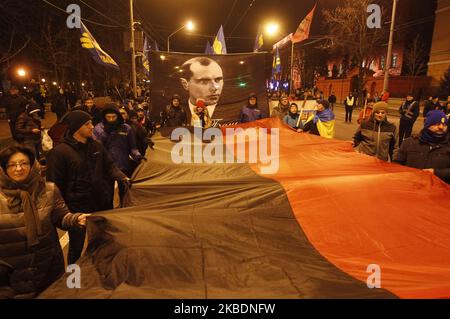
top-left (63, 110), bottom-right (92, 135)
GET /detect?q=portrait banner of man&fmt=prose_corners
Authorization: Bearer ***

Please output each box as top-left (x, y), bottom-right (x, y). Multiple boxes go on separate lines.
top-left (148, 52), bottom-right (269, 126)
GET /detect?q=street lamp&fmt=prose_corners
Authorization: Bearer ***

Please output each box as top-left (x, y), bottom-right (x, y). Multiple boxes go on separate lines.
top-left (17, 68), bottom-right (27, 77)
top-left (167, 21), bottom-right (194, 52)
top-left (41, 78), bottom-right (46, 83)
top-left (265, 23), bottom-right (279, 36)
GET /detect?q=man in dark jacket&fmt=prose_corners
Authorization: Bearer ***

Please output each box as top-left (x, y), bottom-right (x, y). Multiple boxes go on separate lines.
top-left (240, 93), bottom-right (264, 123)
top-left (161, 94), bottom-right (187, 127)
top-left (51, 88), bottom-right (69, 121)
top-left (423, 96), bottom-right (441, 118)
top-left (93, 105), bottom-right (143, 177)
top-left (395, 110), bottom-right (449, 184)
top-left (120, 108), bottom-right (149, 157)
top-left (328, 92), bottom-right (337, 111)
top-left (2, 86), bottom-right (29, 141)
top-left (15, 103), bottom-right (42, 158)
top-left (72, 97), bottom-right (102, 125)
top-left (353, 102), bottom-right (398, 162)
top-left (398, 93), bottom-right (420, 146)
top-left (46, 111), bottom-right (129, 264)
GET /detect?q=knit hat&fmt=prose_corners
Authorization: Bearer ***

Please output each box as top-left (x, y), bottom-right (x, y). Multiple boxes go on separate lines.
top-left (424, 110), bottom-right (448, 129)
top-left (372, 102), bottom-right (389, 113)
top-left (63, 110), bottom-right (92, 135)
top-left (249, 92), bottom-right (257, 100)
top-left (172, 94), bottom-right (181, 102)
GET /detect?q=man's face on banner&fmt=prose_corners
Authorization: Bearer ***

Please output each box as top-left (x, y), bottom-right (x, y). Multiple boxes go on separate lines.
top-left (180, 58), bottom-right (224, 106)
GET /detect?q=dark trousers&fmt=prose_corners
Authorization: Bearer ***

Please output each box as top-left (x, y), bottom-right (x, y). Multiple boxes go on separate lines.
top-left (67, 227), bottom-right (86, 265)
top-left (345, 106), bottom-right (354, 122)
top-left (399, 118), bottom-right (414, 146)
top-left (8, 119), bottom-right (19, 141)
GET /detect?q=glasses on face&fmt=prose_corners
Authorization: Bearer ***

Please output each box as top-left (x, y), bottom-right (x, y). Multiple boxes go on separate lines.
top-left (7, 162), bottom-right (30, 169)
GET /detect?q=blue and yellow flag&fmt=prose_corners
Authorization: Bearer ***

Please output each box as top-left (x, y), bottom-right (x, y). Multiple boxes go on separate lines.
top-left (205, 40), bottom-right (214, 55)
top-left (79, 22), bottom-right (119, 70)
top-left (212, 25), bottom-right (227, 54)
top-left (142, 36), bottom-right (150, 76)
top-left (272, 47), bottom-right (281, 74)
top-left (253, 27), bottom-right (264, 52)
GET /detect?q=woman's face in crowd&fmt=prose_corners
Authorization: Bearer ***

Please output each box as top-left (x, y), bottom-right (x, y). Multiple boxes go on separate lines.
top-left (316, 103), bottom-right (325, 112)
top-left (249, 97), bottom-right (257, 106)
top-left (6, 152), bottom-right (31, 183)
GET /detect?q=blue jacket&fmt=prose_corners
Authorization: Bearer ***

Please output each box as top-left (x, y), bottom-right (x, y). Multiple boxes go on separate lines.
top-left (283, 114), bottom-right (300, 129)
top-left (93, 122), bottom-right (141, 174)
top-left (240, 105), bottom-right (264, 123)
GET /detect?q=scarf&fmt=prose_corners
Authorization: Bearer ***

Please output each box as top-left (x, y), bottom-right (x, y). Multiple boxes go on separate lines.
top-left (420, 129), bottom-right (447, 144)
top-left (0, 164), bottom-right (44, 247)
top-left (288, 111), bottom-right (299, 120)
top-left (313, 108), bottom-right (335, 124)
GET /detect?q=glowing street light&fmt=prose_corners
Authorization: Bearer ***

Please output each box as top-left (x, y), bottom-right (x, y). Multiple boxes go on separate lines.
top-left (265, 23), bottom-right (279, 36)
top-left (167, 20), bottom-right (195, 52)
top-left (17, 68), bottom-right (27, 77)
top-left (41, 78), bottom-right (46, 83)
top-left (160, 55), bottom-right (166, 61)
top-left (52, 82), bottom-right (57, 86)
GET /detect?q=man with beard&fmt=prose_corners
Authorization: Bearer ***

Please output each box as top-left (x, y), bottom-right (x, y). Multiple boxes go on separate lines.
top-left (271, 95), bottom-right (290, 119)
top-left (46, 110), bottom-right (129, 264)
top-left (395, 110), bottom-right (449, 184)
top-left (398, 93), bottom-right (420, 146)
top-left (93, 105), bottom-right (143, 177)
top-left (240, 93), bottom-right (264, 123)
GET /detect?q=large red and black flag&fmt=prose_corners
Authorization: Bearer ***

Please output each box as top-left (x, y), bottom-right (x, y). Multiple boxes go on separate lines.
top-left (41, 119), bottom-right (450, 299)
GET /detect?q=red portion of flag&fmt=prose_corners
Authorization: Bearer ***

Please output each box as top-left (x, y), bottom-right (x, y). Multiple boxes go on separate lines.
top-left (291, 4), bottom-right (316, 44)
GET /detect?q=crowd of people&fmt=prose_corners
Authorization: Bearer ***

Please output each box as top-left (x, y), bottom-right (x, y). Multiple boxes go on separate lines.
top-left (0, 80), bottom-right (449, 298)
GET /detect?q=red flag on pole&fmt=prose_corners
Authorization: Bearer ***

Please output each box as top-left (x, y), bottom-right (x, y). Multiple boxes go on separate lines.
top-left (291, 4), bottom-right (316, 44)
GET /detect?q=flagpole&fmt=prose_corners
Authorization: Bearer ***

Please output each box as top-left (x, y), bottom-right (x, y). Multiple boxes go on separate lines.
top-left (290, 41), bottom-right (294, 96)
top-left (129, 0), bottom-right (137, 99)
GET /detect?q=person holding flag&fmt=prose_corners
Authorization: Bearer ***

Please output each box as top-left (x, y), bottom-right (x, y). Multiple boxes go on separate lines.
top-left (298, 100), bottom-right (335, 138)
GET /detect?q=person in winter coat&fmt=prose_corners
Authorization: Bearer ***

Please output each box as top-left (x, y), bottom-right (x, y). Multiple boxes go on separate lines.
top-left (93, 105), bottom-right (143, 177)
top-left (15, 103), bottom-right (43, 158)
top-left (344, 92), bottom-right (356, 123)
top-left (0, 145), bottom-right (89, 298)
top-left (282, 103), bottom-right (302, 129)
top-left (423, 96), bottom-right (441, 118)
top-left (394, 110), bottom-right (449, 184)
top-left (299, 100), bottom-right (335, 138)
top-left (271, 95), bottom-right (290, 119)
top-left (51, 88), bottom-right (69, 121)
top-left (120, 108), bottom-right (149, 157)
top-left (398, 93), bottom-right (420, 146)
top-left (136, 105), bottom-right (156, 135)
top-left (72, 97), bottom-right (102, 126)
top-left (161, 94), bottom-right (187, 127)
top-left (328, 92), bottom-right (337, 111)
top-left (191, 99), bottom-right (212, 128)
top-left (353, 102), bottom-right (398, 162)
top-left (2, 86), bottom-right (29, 142)
top-left (240, 93), bottom-right (264, 123)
